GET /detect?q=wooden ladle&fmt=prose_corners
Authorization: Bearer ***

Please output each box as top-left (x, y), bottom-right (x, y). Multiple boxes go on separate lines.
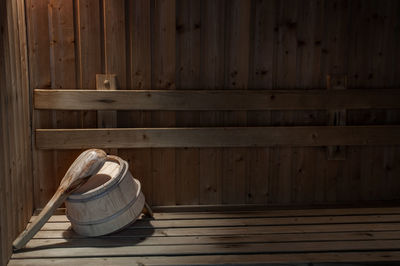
top-left (13, 149), bottom-right (107, 250)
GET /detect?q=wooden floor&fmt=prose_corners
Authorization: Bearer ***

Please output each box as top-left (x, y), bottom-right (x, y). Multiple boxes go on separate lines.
top-left (8, 207), bottom-right (400, 265)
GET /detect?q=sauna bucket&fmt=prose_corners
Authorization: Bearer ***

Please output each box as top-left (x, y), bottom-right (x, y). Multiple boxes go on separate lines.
top-left (65, 155), bottom-right (145, 237)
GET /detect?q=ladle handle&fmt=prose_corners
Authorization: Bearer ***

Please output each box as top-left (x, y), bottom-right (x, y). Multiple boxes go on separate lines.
top-left (12, 190), bottom-right (68, 250)
top-left (12, 149), bottom-right (107, 250)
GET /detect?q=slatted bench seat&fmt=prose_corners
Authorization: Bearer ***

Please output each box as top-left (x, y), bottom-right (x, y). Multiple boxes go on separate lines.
top-left (9, 207), bottom-right (400, 265)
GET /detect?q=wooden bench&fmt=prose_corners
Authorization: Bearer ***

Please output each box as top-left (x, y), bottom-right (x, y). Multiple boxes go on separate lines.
top-left (9, 207), bottom-right (400, 265)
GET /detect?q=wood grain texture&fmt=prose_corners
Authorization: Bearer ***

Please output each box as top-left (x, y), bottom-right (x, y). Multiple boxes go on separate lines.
top-left (9, 208), bottom-right (400, 265)
top-left (33, 206), bottom-right (400, 220)
top-left (198, 0), bottom-right (224, 205)
top-left (26, 0), bottom-right (400, 209)
top-left (65, 155), bottom-right (144, 237)
top-left (222, 0), bottom-right (251, 204)
top-left (0, 0), bottom-right (33, 264)
top-left (103, 0), bottom-right (126, 89)
top-left (246, 0), bottom-right (275, 204)
top-left (0, 2), bottom-right (11, 262)
top-left (96, 75), bottom-right (117, 128)
top-left (151, 0), bottom-right (176, 206)
top-left (326, 74), bottom-right (347, 160)
top-left (22, 230), bottom-right (400, 246)
top-left (17, 0), bottom-right (33, 227)
top-left (35, 214), bottom-right (399, 231)
top-left (48, 0), bottom-right (82, 210)
top-left (36, 126), bottom-right (400, 149)
top-left (26, 0), bottom-right (54, 210)
top-left (76, 0), bottom-right (101, 128)
top-left (382, 1), bottom-right (400, 203)
top-left (102, 0), bottom-right (126, 159)
top-left (10, 0), bottom-right (25, 232)
top-left (8, 252), bottom-right (400, 266)
top-left (5, 0), bottom-right (20, 245)
top-left (13, 239), bottom-right (400, 258)
top-left (270, 0), bottom-right (298, 206)
top-left (118, 0), bottom-right (153, 204)
top-left (34, 89), bottom-right (400, 110)
top-left (175, 0), bottom-right (201, 205)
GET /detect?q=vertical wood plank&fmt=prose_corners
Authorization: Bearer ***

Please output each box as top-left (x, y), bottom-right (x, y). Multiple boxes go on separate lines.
top-left (0, 105), bottom-right (4, 265)
top-left (129, 0), bottom-right (151, 93)
top-left (25, 0), bottom-right (54, 208)
top-left (48, 0), bottom-right (81, 206)
top-left (102, 0), bottom-right (125, 157)
top-left (346, 0), bottom-right (364, 203)
top-left (362, 0), bottom-right (391, 202)
top-left (1, 0), bottom-right (33, 263)
top-left (269, 0), bottom-right (299, 205)
top-left (16, 0), bottom-right (33, 226)
top-left (76, 0), bottom-right (101, 128)
top-left (103, 0), bottom-right (126, 90)
top-left (96, 74), bottom-right (118, 128)
top-left (9, 0), bottom-right (24, 232)
top-left (15, 0), bottom-right (32, 229)
top-left (323, 0), bottom-right (349, 164)
top-left (275, 0), bottom-right (298, 88)
top-left (383, 0), bottom-right (400, 202)
top-left (0, 1), bottom-right (10, 262)
top-left (119, 0), bottom-right (153, 205)
top-left (96, 74), bottom-right (118, 156)
top-left (222, 0), bottom-right (251, 204)
top-left (175, 0), bottom-right (201, 205)
top-left (268, 146), bottom-right (293, 204)
top-left (370, 0), bottom-right (400, 202)
top-left (103, 0), bottom-right (126, 156)
top-left (308, 0), bottom-right (324, 205)
top-left (199, 0), bottom-right (225, 205)
top-left (291, 147), bottom-right (316, 204)
top-left (0, 60), bottom-right (9, 266)
top-left (246, 0), bottom-right (276, 204)
top-left (4, 0), bottom-right (18, 246)
top-left (322, 0), bottom-right (349, 203)
top-left (227, 1), bottom-right (251, 204)
top-left (102, 0), bottom-right (126, 158)
top-left (49, 0), bottom-right (77, 95)
top-left (346, 0), bottom-right (377, 202)
top-left (0, 86), bottom-right (4, 265)
top-left (326, 74), bottom-right (347, 160)
top-left (292, 1), bottom-right (315, 205)
top-left (152, 0), bottom-right (176, 206)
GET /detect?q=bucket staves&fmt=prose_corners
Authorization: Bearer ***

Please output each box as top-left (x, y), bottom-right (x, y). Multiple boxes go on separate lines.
top-left (66, 155), bottom-right (145, 236)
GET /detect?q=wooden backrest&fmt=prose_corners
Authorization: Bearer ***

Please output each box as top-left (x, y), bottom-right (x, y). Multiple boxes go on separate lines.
top-left (34, 88), bottom-right (400, 149)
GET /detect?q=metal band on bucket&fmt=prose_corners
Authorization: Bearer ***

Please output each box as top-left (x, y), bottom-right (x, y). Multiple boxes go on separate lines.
top-left (66, 180), bottom-right (143, 226)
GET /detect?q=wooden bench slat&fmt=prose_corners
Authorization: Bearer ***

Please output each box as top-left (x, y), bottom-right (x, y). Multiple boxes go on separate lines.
top-left (33, 207), bottom-right (400, 222)
top-left (34, 223), bottom-right (400, 238)
top-left (34, 214), bottom-right (400, 230)
top-left (12, 239), bottom-right (400, 258)
top-left (15, 209), bottom-right (400, 265)
top-left (24, 231), bottom-right (400, 249)
top-left (9, 251), bottom-right (400, 266)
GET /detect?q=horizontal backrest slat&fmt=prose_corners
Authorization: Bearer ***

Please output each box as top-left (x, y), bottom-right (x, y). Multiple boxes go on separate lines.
top-left (34, 89), bottom-right (400, 111)
top-left (35, 126), bottom-right (400, 149)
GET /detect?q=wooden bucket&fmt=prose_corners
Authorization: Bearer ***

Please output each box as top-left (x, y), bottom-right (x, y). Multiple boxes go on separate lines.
top-left (65, 155), bottom-right (145, 236)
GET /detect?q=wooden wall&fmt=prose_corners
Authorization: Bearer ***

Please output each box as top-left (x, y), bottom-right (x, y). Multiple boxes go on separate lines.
top-left (0, 0), bottom-right (33, 265)
top-left (27, 0), bottom-right (400, 209)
